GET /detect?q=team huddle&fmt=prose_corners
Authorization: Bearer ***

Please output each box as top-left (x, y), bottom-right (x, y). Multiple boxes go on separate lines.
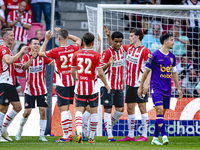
top-left (0, 25), bottom-right (183, 145)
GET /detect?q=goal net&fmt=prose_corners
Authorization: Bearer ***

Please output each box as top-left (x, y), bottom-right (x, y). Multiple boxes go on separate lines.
top-left (86, 4), bottom-right (200, 137)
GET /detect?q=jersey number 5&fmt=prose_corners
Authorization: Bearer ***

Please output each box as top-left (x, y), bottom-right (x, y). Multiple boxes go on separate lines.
top-left (60, 54), bottom-right (73, 68)
top-left (77, 58), bottom-right (92, 74)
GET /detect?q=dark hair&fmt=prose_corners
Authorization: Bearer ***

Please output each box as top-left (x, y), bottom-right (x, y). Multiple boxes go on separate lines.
top-left (83, 32), bottom-right (94, 46)
top-left (81, 39), bottom-right (84, 47)
top-left (17, 44), bottom-right (26, 52)
top-left (130, 28), bottom-right (144, 41)
top-left (58, 29), bottom-right (68, 39)
top-left (1, 28), bottom-right (13, 39)
top-left (111, 31), bottom-right (123, 40)
top-left (160, 33), bottom-right (173, 45)
top-left (19, 0), bottom-right (27, 4)
top-left (29, 37), bottom-right (39, 44)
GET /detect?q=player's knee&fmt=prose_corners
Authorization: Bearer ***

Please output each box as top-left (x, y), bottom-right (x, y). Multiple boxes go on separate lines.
top-left (127, 105), bottom-right (134, 114)
top-left (138, 104), bottom-right (147, 114)
top-left (157, 108), bottom-right (164, 115)
top-left (13, 104), bottom-right (22, 113)
top-left (116, 107), bottom-right (124, 112)
top-left (104, 108), bottom-right (112, 113)
top-left (39, 108), bottom-right (46, 118)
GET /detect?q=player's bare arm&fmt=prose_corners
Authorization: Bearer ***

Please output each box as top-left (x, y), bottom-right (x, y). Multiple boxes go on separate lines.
top-left (71, 67), bottom-right (76, 81)
top-left (14, 63), bottom-right (24, 68)
top-left (138, 68), bottom-right (151, 97)
top-left (103, 25), bottom-right (112, 46)
top-left (143, 70), bottom-right (152, 94)
top-left (97, 34), bottom-right (101, 54)
top-left (97, 68), bottom-right (110, 94)
top-left (68, 34), bottom-right (81, 46)
top-left (172, 72), bottom-right (183, 99)
top-left (103, 56), bottom-right (115, 71)
top-left (3, 46), bottom-right (29, 65)
top-left (39, 30), bottom-right (53, 57)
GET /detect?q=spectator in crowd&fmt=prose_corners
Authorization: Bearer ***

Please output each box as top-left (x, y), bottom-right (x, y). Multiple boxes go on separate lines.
top-left (181, 69), bottom-right (199, 97)
top-left (31, 0), bottom-right (51, 30)
top-left (35, 29), bottom-right (44, 45)
top-left (170, 25), bottom-right (190, 58)
top-left (176, 54), bottom-right (193, 80)
top-left (0, 0), bottom-right (5, 23)
top-left (184, 0), bottom-right (200, 47)
top-left (0, 21), bottom-right (3, 45)
top-left (4, 0), bottom-right (31, 15)
top-left (7, 0), bottom-right (31, 55)
top-left (160, 0), bottom-right (183, 4)
top-left (195, 81), bottom-right (200, 95)
top-left (142, 22), bottom-right (162, 53)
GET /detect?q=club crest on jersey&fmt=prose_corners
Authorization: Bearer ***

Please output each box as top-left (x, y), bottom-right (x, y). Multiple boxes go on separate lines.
top-left (39, 60), bottom-right (43, 64)
top-left (2, 49), bottom-right (6, 54)
top-left (170, 58), bottom-right (173, 64)
top-left (25, 103), bottom-right (28, 107)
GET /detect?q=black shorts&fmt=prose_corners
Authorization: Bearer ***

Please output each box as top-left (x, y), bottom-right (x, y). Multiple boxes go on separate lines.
top-left (25, 94), bottom-right (48, 108)
top-left (101, 87), bottom-right (124, 108)
top-left (75, 93), bottom-right (99, 108)
top-left (56, 86), bottom-right (74, 107)
top-left (0, 83), bottom-right (20, 106)
top-left (125, 85), bottom-right (148, 103)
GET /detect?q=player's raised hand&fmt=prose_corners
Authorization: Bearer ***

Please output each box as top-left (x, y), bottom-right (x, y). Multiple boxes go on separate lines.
top-left (103, 25), bottom-right (110, 37)
top-left (20, 46), bottom-right (29, 53)
top-left (97, 34), bottom-right (101, 43)
top-left (45, 30), bottom-right (53, 41)
top-left (54, 27), bottom-right (61, 32)
top-left (177, 89), bottom-right (183, 99)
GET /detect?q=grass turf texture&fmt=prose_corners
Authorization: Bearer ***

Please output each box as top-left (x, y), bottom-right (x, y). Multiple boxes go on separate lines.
top-left (1, 136), bottom-right (200, 150)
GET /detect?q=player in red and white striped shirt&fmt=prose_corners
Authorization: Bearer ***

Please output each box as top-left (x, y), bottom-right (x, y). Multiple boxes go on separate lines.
top-left (7, 0), bottom-right (31, 55)
top-left (118, 29), bottom-right (151, 142)
top-left (15, 37), bottom-right (54, 142)
top-left (0, 28), bottom-right (28, 142)
top-left (39, 28), bottom-right (81, 142)
top-left (101, 28), bottom-right (125, 142)
top-left (71, 32), bottom-right (110, 143)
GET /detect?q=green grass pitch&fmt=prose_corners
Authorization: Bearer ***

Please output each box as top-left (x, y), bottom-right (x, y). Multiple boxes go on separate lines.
top-left (1, 136), bottom-right (200, 150)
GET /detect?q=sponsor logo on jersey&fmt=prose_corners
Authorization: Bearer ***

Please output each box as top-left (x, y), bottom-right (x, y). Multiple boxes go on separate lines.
top-left (112, 59), bottom-right (123, 67)
top-left (29, 66), bottom-right (43, 73)
top-left (126, 55), bottom-right (138, 64)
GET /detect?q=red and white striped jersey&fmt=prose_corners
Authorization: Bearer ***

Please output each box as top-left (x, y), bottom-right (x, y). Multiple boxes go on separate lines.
top-left (0, 45), bottom-right (15, 85)
top-left (102, 46), bottom-right (123, 90)
top-left (4, 0), bottom-right (30, 13)
top-left (44, 44), bottom-right (79, 87)
top-left (123, 44), bottom-right (151, 87)
top-left (7, 10), bottom-right (31, 42)
top-left (71, 49), bottom-right (103, 95)
top-left (22, 52), bottom-right (53, 96)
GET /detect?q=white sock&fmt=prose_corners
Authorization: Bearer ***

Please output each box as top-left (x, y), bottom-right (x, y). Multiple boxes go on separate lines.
top-left (2, 109), bottom-right (18, 132)
top-left (68, 110), bottom-right (72, 136)
top-left (89, 114), bottom-right (98, 140)
top-left (82, 111), bottom-right (90, 136)
top-left (128, 114), bottom-right (135, 138)
top-left (75, 111), bottom-right (82, 135)
top-left (0, 111), bottom-right (5, 136)
top-left (111, 111), bottom-right (123, 127)
top-left (18, 116), bottom-right (28, 131)
top-left (141, 113), bottom-right (148, 138)
top-left (61, 111), bottom-right (69, 138)
top-left (104, 112), bottom-right (113, 138)
top-left (40, 120), bottom-right (47, 137)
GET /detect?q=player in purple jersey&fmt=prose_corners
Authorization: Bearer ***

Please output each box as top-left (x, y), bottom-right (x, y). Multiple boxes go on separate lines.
top-left (138, 33), bottom-right (183, 145)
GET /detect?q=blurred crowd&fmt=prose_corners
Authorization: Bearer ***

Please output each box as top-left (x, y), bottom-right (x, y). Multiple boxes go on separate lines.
top-left (125, 0), bottom-right (200, 97)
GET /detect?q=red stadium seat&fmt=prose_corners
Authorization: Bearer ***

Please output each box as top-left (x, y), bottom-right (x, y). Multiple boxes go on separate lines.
top-left (27, 23), bottom-right (45, 40)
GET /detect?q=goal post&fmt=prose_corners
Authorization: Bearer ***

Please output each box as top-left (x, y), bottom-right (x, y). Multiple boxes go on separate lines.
top-left (86, 4), bottom-right (200, 137)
